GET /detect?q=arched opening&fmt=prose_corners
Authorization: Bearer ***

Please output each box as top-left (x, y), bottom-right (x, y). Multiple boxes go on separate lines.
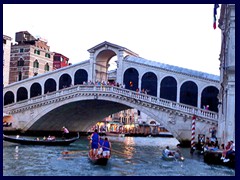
top-left (17, 58), bottom-right (24, 81)
top-left (44, 78), bottom-right (57, 94)
top-left (201, 86), bottom-right (219, 112)
top-left (123, 68), bottom-right (139, 91)
top-left (95, 50), bottom-right (117, 82)
top-left (180, 81), bottom-right (198, 107)
top-left (141, 72), bottom-right (157, 96)
top-left (59, 73), bottom-right (72, 90)
top-left (160, 76), bottom-right (177, 101)
top-left (108, 56), bottom-right (117, 71)
top-left (4, 91), bottom-right (14, 105)
top-left (44, 63), bottom-right (50, 72)
top-left (30, 82), bottom-right (42, 98)
top-left (33, 59), bottom-right (39, 76)
top-left (17, 58), bottom-right (24, 66)
top-left (17, 87), bottom-right (28, 102)
top-left (74, 69), bottom-right (88, 85)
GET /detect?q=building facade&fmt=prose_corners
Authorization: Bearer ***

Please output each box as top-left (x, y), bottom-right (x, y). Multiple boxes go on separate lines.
top-left (3, 35), bottom-right (12, 87)
top-left (217, 4), bottom-right (235, 144)
top-left (53, 52), bottom-right (70, 70)
top-left (9, 31), bottom-right (54, 84)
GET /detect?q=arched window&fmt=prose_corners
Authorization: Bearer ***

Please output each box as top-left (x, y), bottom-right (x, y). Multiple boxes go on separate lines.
top-left (123, 68), bottom-right (139, 91)
top-left (141, 72), bottom-right (157, 96)
top-left (180, 81), bottom-right (198, 107)
top-left (17, 87), bottom-right (28, 102)
top-left (4, 91), bottom-right (14, 105)
top-left (17, 58), bottom-right (24, 66)
top-left (74, 69), bottom-right (88, 85)
top-left (44, 78), bottom-right (57, 94)
top-left (44, 63), bottom-right (50, 72)
top-left (201, 86), bottom-right (219, 112)
top-left (33, 60), bottom-right (39, 68)
top-left (59, 73), bottom-right (72, 89)
top-left (160, 76), bottom-right (177, 101)
top-left (30, 82), bottom-right (42, 98)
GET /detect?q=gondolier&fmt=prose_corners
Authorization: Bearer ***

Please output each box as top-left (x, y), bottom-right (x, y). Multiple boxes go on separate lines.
top-left (90, 129), bottom-right (100, 158)
top-left (62, 126), bottom-right (70, 139)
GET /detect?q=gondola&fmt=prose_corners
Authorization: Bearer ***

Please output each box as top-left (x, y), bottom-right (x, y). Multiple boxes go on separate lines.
top-left (3, 133), bottom-right (79, 146)
top-left (88, 151), bottom-right (109, 166)
top-left (162, 150), bottom-right (184, 161)
top-left (203, 150), bottom-right (235, 169)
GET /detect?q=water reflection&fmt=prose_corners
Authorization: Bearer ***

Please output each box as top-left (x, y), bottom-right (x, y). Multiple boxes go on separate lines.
top-left (14, 146), bottom-right (19, 160)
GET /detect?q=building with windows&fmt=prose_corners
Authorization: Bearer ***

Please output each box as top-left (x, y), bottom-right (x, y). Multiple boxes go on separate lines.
top-left (3, 35), bottom-right (12, 87)
top-left (53, 52), bottom-right (70, 70)
top-left (9, 31), bottom-right (53, 84)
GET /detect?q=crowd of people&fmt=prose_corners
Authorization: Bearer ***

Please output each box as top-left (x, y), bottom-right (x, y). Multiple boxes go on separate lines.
top-left (196, 128), bottom-right (235, 163)
top-left (220, 140), bottom-right (235, 163)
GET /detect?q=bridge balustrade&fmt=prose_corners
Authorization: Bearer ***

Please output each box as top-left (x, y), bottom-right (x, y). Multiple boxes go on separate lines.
top-left (4, 85), bottom-right (218, 121)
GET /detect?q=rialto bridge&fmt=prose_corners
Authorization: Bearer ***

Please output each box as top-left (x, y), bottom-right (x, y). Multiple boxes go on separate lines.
top-left (3, 41), bottom-right (220, 141)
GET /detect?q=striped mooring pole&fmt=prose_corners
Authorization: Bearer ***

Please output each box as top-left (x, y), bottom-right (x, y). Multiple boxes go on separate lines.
top-left (190, 115), bottom-right (196, 154)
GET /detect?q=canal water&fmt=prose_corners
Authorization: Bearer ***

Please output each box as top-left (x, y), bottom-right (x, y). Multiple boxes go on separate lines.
top-left (3, 136), bottom-right (235, 176)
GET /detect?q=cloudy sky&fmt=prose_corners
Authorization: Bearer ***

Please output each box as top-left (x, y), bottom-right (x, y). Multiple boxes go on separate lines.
top-left (3, 4), bottom-right (221, 75)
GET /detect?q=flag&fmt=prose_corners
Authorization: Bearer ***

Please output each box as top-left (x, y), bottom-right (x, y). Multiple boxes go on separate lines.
top-left (213, 4), bottom-right (220, 29)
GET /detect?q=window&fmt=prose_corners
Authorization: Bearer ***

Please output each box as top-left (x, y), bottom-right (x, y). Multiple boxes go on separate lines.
top-left (17, 58), bottom-right (24, 66)
top-left (44, 63), bottom-right (50, 72)
top-left (35, 50), bottom-right (40, 55)
top-left (20, 48), bottom-right (24, 53)
top-left (3, 39), bottom-right (6, 44)
top-left (45, 53), bottom-right (51, 58)
top-left (33, 60), bottom-right (39, 68)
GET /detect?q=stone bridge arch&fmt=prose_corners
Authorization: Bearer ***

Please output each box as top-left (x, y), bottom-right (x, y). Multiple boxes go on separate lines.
top-left (4, 86), bottom-right (218, 141)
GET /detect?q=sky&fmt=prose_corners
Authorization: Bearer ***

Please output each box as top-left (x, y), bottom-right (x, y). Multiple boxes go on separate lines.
top-left (3, 4), bottom-right (221, 75)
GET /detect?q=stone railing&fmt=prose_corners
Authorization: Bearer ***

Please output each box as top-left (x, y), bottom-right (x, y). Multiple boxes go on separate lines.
top-left (4, 85), bottom-right (218, 121)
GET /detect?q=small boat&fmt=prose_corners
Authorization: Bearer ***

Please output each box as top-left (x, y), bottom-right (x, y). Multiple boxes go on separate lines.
top-left (162, 150), bottom-right (184, 161)
top-left (88, 151), bottom-right (110, 166)
top-left (3, 133), bottom-right (79, 146)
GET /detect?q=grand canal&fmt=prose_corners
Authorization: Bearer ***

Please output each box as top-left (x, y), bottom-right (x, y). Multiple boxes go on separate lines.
top-left (3, 136), bottom-right (235, 176)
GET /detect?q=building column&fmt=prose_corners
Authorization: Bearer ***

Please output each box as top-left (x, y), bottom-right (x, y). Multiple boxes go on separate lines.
top-left (116, 51), bottom-right (124, 84)
top-left (225, 83), bottom-right (235, 142)
top-left (157, 75), bottom-right (160, 98)
top-left (197, 89), bottom-right (201, 108)
top-left (177, 84), bottom-right (180, 103)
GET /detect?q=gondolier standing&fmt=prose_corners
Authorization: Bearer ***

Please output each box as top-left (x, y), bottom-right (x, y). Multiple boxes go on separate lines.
top-left (90, 129), bottom-right (100, 158)
top-left (62, 126), bottom-right (70, 139)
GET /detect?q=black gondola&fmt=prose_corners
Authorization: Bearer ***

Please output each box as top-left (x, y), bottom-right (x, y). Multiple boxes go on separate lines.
top-left (203, 150), bottom-right (235, 169)
top-left (3, 133), bottom-right (79, 146)
top-left (88, 151), bottom-right (109, 166)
